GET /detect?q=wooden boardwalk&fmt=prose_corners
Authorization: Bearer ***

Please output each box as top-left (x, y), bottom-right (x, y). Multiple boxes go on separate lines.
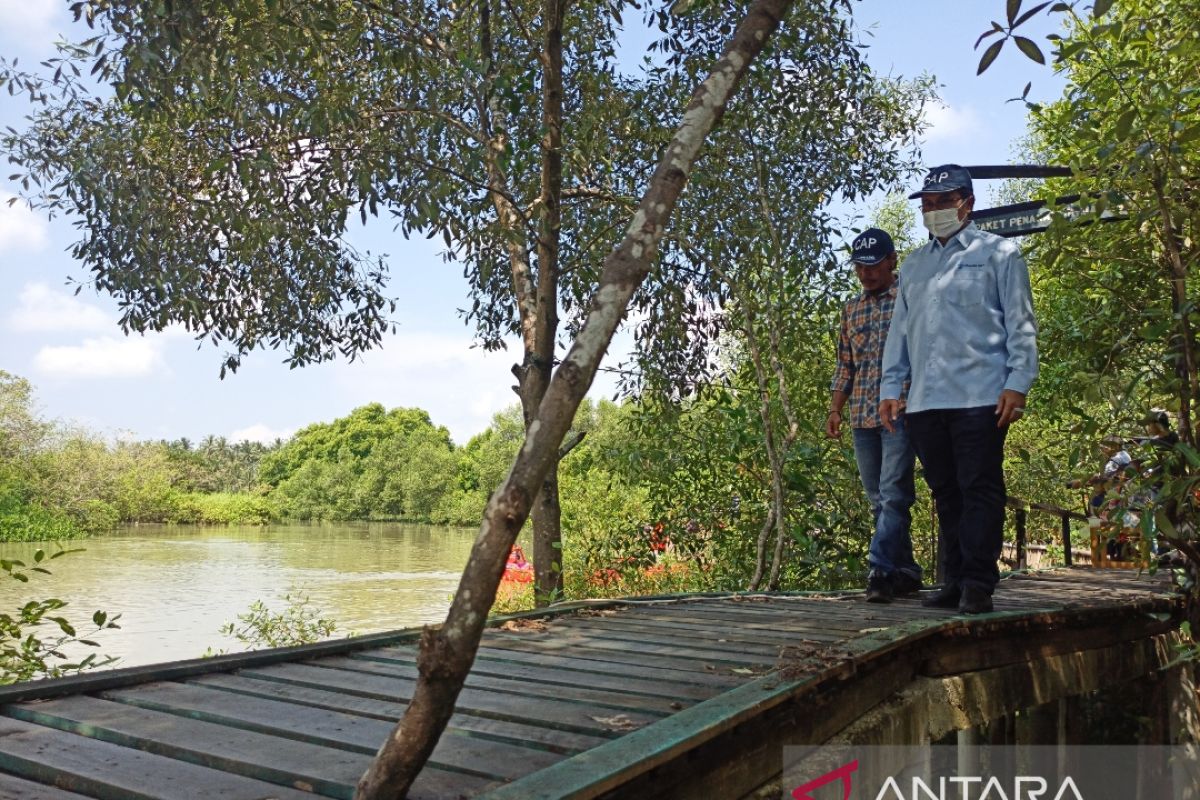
top-left (0, 569), bottom-right (1182, 799)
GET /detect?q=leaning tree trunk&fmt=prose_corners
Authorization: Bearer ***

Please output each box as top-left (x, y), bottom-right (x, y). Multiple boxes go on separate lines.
top-left (353, 1), bottom-right (797, 795)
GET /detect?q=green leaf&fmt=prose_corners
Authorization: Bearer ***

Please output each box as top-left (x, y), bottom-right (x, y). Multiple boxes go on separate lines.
top-left (1015, 2), bottom-right (1052, 27)
top-left (977, 39), bottom-right (1005, 75)
top-left (1177, 124), bottom-right (1200, 144)
top-left (1007, 0), bottom-right (1022, 25)
top-left (1115, 108), bottom-right (1136, 141)
top-left (1014, 36), bottom-right (1046, 64)
top-left (1177, 443), bottom-right (1200, 469)
top-left (975, 28), bottom-right (1003, 50)
top-left (1093, 0), bottom-right (1114, 16)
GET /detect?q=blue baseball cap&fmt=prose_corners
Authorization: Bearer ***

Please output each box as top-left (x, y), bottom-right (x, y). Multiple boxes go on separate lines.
top-left (850, 228), bottom-right (895, 266)
top-left (908, 164), bottom-right (974, 198)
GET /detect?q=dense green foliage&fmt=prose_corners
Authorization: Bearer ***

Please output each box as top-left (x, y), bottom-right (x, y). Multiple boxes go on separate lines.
top-left (973, 0), bottom-right (1200, 582)
top-left (0, 371), bottom-right (284, 537)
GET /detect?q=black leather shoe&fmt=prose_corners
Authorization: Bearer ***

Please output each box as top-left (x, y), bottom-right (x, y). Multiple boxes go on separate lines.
top-left (920, 584), bottom-right (961, 608)
top-left (958, 585), bottom-right (994, 615)
top-left (865, 572), bottom-right (894, 604)
top-left (893, 572), bottom-right (923, 596)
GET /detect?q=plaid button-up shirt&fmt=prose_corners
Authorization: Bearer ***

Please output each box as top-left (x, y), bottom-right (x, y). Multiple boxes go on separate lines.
top-left (831, 281), bottom-right (906, 429)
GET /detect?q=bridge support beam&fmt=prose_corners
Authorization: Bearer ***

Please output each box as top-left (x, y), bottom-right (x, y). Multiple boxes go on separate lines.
top-left (826, 631), bottom-right (1189, 748)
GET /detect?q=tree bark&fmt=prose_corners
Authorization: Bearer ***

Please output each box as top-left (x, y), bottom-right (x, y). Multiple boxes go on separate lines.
top-left (1153, 172), bottom-right (1197, 448)
top-left (481, 0), bottom-right (567, 607)
top-left (529, 0), bottom-right (566, 606)
top-left (353, 1), bottom-right (796, 795)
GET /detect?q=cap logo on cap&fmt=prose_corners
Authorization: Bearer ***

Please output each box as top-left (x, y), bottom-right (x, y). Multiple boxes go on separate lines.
top-left (925, 171), bottom-right (951, 188)
top-left (853, 234), bottom-right (877, 250)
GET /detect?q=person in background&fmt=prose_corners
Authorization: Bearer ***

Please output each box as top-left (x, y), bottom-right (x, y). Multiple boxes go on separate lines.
top-left (879, 165), bottom-right (1038, 615)
top-left (827, 228), bottom-right (922, 603)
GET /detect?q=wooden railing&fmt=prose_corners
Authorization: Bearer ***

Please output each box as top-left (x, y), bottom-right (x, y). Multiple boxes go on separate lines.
top-left (1005, 496), bottom-right (1088, 569)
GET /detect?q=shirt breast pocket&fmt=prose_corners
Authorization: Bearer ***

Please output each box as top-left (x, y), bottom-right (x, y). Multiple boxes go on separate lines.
top-left (948, 272), bottom-right (986, 307)
top-left (851, 322), bottom-right (873, 351)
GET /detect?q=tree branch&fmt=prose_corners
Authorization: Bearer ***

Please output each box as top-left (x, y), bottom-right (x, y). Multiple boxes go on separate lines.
top-left (558, 430), bottom-right (585, 460)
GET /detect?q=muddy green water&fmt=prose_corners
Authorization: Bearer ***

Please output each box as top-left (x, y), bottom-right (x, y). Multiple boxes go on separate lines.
top-left (0, 523), bottom-right (482, 670)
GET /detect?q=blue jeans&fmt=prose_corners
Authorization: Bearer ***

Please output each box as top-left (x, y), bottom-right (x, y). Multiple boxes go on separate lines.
top-left (905, 406), bottom-right (1008, 593)
top-left (852, 420), bottom-right (920, 581)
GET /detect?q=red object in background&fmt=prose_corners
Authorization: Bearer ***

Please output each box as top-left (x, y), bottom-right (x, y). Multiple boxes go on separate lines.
top-left (503, 545), bottom-right (533, 583)
top-left (648, 522), bottom-right (671, 553)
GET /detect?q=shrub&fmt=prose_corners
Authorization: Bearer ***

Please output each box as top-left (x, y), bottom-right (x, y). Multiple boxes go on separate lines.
top-left (211, 592), bottom-right (337, 653)
top-left (0, 548), bottom-right (120, 684)
top-left (0, 499), bottom-right (82, 543)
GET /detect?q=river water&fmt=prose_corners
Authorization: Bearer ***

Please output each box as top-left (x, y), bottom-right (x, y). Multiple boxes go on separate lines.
top-left (0, 522), bottom-right (483, 670)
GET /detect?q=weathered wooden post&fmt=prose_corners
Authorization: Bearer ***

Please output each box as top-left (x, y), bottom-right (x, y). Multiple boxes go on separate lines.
top-left (1061, 514), bottom-right (1073, 566)
top-left (1014, 507), bottom-right (1027, 570)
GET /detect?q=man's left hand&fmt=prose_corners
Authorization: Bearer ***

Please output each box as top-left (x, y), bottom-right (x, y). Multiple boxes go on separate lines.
top-left (995, 389), bottom-right (1027, 428)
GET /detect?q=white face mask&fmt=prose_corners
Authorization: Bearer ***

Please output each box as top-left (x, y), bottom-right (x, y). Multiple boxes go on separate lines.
top-left (922, 203), bottom-right (966, 238)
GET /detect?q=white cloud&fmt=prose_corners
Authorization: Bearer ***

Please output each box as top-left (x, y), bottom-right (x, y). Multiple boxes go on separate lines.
top-left (34, 336), bottom-right (164, 378)
top-left (10, 283), bottom-right (113, 333)
top-left (921, 102), bottom-right (982, 143)
top-left (0, 191), bottom-right (49, 252)
top-left (229, 423), bottom-right (296, 444)
top-left (0, 0), bottom-right (59, 42)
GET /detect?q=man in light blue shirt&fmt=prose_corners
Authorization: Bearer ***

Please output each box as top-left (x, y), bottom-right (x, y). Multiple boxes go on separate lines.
top-left (879, 164), bottom-right (1038, 614)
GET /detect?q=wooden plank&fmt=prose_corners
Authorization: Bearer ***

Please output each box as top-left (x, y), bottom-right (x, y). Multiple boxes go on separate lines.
top-left (676, 599), bottom-right (947, 627)
top-left (536, 622), bottom-right (784, 660)
top-left (348, 650), bottom-right (720, 702)
top-left (475, 635), bottom-right (759, 676)
top-left (1004, 572), bottom-right (1173, 593)
top-left (0, 716), bottom-right (320, 800)
top-left (0, 773), bottom-right (92, 800)
top-left (190, 673), bottom-right (612, 753)
top-left (410, 645), bottom-right (741, 688)
top-left (675, 598), bottom-right (867, 619)
top-left (5, 695), bottom-right (373, 800)
top-left (1002, 576), bottom-right (1162, 596)
top-left (484, 629), bottom-right (770, 667)
top-left (547, 618), bottom-right (791, 655)
top-left (102, 680), bottom-right (561, 783)
top-left (232, 663), bottom-right (665, 734)
top-left (614, 603), bottom-right (881, 633)
top-left (310, 656), bottom-right (682, 715)
top-left (613, 606), bottom-right (862, 636)
top-left (587, 611), bottom-right (855, 644)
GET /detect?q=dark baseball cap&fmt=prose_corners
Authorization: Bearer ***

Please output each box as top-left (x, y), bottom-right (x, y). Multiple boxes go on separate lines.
top-left (850, 228), bottom-right (895, 266)
top-left (908, 164), bottom-right (974, 198)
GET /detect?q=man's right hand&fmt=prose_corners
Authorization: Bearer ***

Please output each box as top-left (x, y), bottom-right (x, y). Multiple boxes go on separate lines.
top-left (824, 410), bottom-right (842, 439)
top-left (879, 399), bottom-right (900, 433)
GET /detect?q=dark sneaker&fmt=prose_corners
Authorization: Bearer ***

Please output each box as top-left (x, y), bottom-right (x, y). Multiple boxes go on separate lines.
top-left (920, 584), bottom-right (962, 609)
top-left (893, 572), bottom-right (923, 596)
top-left (865, 571), bottom-right (894, 604)
top-left (958, 585), bottom-right (994, 615)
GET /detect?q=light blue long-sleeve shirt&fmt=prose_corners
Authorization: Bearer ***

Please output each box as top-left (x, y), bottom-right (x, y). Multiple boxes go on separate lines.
top-left (879, 222), bottom-right (1038, 412)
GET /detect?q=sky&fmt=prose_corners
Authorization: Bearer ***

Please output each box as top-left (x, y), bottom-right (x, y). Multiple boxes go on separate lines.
top-left (0, 0), bottom-right (1065, 446)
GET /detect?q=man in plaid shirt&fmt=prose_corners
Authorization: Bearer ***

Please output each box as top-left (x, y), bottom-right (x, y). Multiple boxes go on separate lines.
top-left (826, 228), bottom-right (921, 603)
